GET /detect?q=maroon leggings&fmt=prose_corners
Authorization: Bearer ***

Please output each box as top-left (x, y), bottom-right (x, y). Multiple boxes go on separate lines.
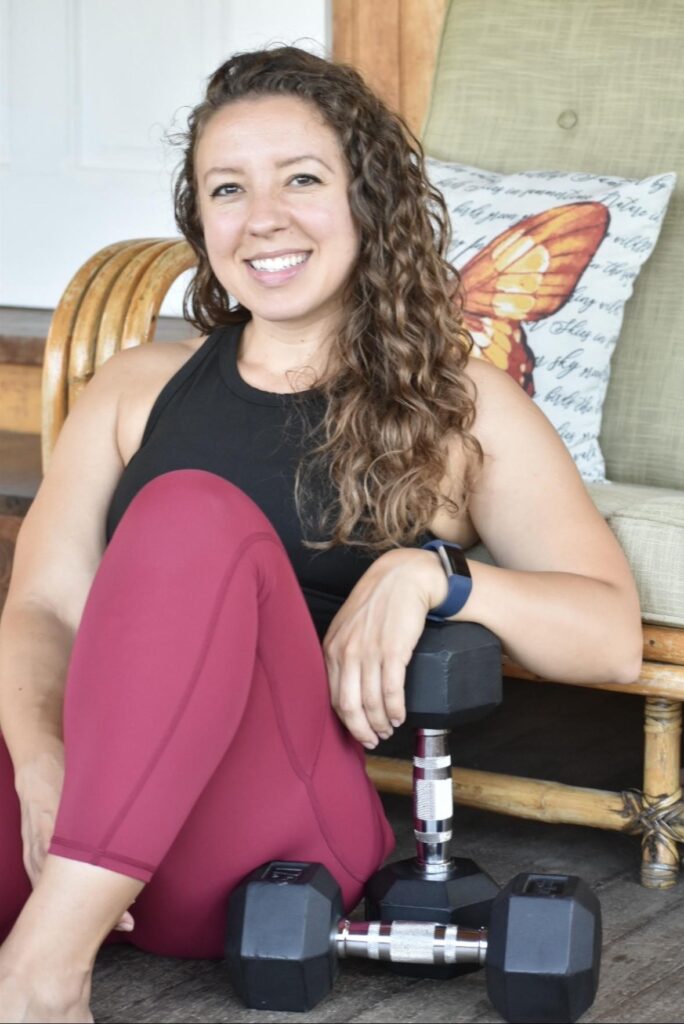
top-left (0, 470), bottom-right (395, 959)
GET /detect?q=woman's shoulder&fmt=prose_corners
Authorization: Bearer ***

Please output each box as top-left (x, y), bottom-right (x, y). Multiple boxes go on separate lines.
top-left (110, 335), bottom-right (207, 417)
top-left (462, 351), bottom-right (514, 396)
top-left (109, 335), bottom-right (206, 377)
top-left (461, 353), bottom-right (545, 449)
top-left (114, 336), bottom-right (208, 467)
top-left (457, 351), bottom-right (583, 509)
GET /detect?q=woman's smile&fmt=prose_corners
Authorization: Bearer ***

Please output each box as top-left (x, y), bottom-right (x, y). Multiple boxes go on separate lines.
top-left (244, 250), bottom-right (312, 286)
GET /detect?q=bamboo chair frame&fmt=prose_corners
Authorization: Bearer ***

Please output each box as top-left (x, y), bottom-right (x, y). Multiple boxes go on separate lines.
top-left (42, 237), bottom-right (684, 891)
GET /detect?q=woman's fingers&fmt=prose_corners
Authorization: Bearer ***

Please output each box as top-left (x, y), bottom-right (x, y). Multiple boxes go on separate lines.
top-left (331, 653), bottom-right (408, 746)
top-left (115, 911), bottom-right (135, 932)
top-left (381, 652), bottom-right (408, 727)
top-left (335, 658), bottom-right (381, 748)
top-left (322, 555), bottom-right (428, 747)
top-left (361, 658), bottom-right (393, 738)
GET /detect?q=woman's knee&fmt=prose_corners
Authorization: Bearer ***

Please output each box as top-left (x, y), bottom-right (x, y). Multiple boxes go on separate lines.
top-left (109, 471), bottom-right (288, 597)
top-left (122, 470), bottom-right (278, 540)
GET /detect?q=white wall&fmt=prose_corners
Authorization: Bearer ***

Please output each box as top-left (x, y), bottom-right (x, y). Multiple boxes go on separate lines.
top-left (0, 0), bottom-right (331, 315)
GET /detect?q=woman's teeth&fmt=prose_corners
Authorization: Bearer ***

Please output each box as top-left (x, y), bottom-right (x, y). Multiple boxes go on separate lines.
top-left (249, 252), bottom-right (309, 272)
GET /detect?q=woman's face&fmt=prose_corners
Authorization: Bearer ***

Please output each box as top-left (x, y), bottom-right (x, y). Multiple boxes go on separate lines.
top-left (195, 95), bottom-right (359, 335)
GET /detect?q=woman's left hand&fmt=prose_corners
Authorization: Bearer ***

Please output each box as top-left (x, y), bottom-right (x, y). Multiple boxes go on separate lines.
top-left (322, 548), bottom-right (445, 748)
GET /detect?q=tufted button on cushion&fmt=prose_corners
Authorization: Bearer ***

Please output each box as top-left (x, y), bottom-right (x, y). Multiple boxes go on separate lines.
top-left (557, 109), bottom-right (578, 129)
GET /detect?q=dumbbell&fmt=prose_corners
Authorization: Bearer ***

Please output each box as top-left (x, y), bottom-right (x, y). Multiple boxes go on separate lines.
top-left (365, 620), bottom-right (503, 978)
top-left (225, 860), bottom-right (602, 1023)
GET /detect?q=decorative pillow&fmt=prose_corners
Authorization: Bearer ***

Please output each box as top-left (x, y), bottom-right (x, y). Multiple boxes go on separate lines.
top-left (424, 158), bottom-right (676, 482)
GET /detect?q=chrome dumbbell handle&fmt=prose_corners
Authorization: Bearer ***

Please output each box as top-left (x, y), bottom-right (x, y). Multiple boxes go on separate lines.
top-left (335, 919), bottom-right (487, 965)
top-left (414, 728), bottom-right (454, 874)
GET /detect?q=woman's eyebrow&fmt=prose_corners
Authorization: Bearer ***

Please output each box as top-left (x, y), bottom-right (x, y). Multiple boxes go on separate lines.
top-left (203, 155), bottom-right (334, 182)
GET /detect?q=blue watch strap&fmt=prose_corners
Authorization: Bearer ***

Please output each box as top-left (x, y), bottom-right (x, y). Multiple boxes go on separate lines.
top-left (421, 539), bottom-right (473, 622)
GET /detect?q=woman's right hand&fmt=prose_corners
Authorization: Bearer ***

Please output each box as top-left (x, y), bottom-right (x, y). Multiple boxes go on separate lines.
top-left (14, 748), bottom-right (135, 932)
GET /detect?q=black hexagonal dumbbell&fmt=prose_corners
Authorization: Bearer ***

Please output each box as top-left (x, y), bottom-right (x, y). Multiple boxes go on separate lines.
top-left (225, 860), bottom-right (602, 1023)
top-left (365, 620), bottom-right (503, 978)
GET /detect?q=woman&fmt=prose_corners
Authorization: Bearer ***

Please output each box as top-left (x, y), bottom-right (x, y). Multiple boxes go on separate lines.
top-left (0, 47), bottom-right (641, 1022)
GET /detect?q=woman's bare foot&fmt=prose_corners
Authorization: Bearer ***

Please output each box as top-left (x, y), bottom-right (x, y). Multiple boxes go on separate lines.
top-left (0, 853), bottom-right (145, 1023)
top-left (0, 978), bottom-right (93, 1019)
top-left (0, 891), bottom-right (94, 1024)
top-left (0, 940), bottom-right (94, 1023)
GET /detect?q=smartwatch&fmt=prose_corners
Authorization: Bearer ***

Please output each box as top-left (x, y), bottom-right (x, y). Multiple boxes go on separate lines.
top-left (421, 538), bottom-right (473, 622)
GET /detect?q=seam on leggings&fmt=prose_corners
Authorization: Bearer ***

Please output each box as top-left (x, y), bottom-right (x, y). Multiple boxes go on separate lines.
top-left (258, 651), bottom-right (369, 884)
top-left (253, 644), bottom-right (325, 779)
top-left (96, 531), bottom-right (276, 857)
top-left (49, 836), bottom-right (156, 874)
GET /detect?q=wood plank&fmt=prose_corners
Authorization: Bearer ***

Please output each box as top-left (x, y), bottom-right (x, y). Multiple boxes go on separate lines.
top-left (399, 0), bottom-right (447, 136)
top-left (643, 624), bottom-right (684, 665)
top-left (357, 0), bottom-right (401, 112)
top-left (0, 306), bottom-right (200, 433)
top-left (0, 337), bottom-right (44, 366)
top-left (333, 0), bottom-right (401, 113)
top-left (583, 886), bottom-right (684, 1023)
top-left (0, 306), bottom-right (197, 348)
top-left (332, 0), bottom-right (355, 64)
top-left (0, 431), bottom-right (42, 499)
top-left (333, 0), bottom-right (448, 132)
top-left (0, 364), bottom-right (41, 432)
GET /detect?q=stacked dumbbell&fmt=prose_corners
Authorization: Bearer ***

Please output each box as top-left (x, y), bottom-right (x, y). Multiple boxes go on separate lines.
top-left (223, 621), bottom-right (602, 1020)
top-left (225, 859), bottom-right (602, 1022)
top-left (365, 620), bottom-right (503, 979)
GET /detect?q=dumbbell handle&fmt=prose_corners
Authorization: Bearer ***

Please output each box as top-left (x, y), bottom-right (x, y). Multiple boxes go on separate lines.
top-left (335, 918), bottom-right (487, 966)
top-left (414, 728), bottom-right (454, 872)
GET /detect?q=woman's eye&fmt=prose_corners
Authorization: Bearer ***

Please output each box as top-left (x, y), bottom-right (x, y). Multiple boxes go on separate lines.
top-left (209, 175), bottom-right (320, 198)
top-left (290, 174), bottom-right (321, 186)
top-left (210, 183), bottom-right (241, 197)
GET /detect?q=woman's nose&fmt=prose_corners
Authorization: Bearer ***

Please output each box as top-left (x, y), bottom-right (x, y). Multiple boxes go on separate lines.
top-left (244, 188), bottom-right (288, 235)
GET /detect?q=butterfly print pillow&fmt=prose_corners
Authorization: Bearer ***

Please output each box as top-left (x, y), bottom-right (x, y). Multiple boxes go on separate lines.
top-left (425, 158), bottom-right (676, 482)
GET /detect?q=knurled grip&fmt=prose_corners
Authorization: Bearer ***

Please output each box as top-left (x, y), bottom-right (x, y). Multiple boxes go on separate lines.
top-left (414, 754), bottom-right (453, 823)
top-left (413, 734), bottom-right (454, 861)
top-left (335, 919), bottom-right (486, 965)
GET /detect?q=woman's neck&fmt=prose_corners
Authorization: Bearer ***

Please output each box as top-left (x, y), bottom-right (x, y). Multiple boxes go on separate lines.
top-left (239, 314), bottom-right (342, 383)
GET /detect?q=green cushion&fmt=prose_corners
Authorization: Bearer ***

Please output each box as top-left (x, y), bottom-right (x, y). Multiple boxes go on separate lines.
top-left (466, 483), bottom-right (684, 627)
top-left (423, 0), bottom-right (684, 490)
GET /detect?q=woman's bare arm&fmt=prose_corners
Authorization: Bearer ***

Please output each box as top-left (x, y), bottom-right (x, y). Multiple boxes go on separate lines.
top-left (423, 358), bottom-right (643, 684)
top-left (0, 349), bottom-right (127, 780)
top-left (0, 604), bottom-right (74, 774)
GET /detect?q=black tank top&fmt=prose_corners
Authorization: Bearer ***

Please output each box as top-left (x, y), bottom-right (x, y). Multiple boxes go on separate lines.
top-left (106, 321), bottom-right (435, 641)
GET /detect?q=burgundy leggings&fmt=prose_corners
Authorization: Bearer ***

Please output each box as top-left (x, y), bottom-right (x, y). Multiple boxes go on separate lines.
top-left (0, 470), bottom-right (395, 959)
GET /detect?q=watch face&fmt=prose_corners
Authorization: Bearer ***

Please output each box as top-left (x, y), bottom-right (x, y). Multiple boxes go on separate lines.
top-left (443, 543), bottom-right (471, 578)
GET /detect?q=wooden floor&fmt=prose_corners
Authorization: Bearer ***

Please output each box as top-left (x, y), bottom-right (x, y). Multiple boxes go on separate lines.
top-left (88, 679), bottom-right (684, 1024)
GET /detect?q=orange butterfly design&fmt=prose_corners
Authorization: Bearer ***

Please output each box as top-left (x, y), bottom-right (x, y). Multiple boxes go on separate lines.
top-left (456, 202), bottom-right (610, 395)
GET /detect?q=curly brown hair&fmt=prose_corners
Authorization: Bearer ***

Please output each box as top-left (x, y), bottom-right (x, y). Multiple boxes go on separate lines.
top-left (172, 45), bottom-right (483, 555)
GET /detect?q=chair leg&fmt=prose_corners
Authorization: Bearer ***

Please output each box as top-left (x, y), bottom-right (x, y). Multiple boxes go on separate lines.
top-left (635, 697), bottom-right (684, 888)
